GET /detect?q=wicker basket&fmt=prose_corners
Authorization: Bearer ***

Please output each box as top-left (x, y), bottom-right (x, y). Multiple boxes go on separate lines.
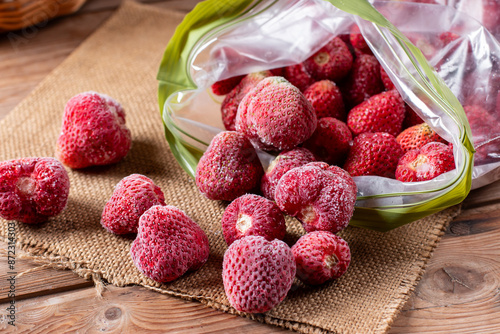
top-left (0, 0), bottom-right (86, 32)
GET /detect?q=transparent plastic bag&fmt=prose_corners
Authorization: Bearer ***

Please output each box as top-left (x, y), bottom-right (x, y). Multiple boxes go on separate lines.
top-left (157, 0), bottom-right (479, 231)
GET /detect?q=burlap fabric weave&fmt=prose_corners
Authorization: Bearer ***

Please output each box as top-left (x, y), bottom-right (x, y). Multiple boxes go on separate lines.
top-left (0, 1), bottom-right (461, 333)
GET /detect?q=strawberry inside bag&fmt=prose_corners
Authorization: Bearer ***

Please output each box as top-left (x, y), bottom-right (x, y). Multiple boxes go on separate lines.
top-left (158, 0), bottom-right (500, 230)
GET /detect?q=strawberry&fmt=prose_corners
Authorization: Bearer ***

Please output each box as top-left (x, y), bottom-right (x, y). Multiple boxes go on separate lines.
top-left (403, 105), bottom-right (424, 129)
top-left (303, 80), bottom-right (345, 120)
top-left (302, 117), bottom-right (352, 166)
top-left (211, 75), bottom-right (245, 96)
top-left (220, 71), bottom-right (272, 131)
top-left (396, 122), bottom-right (447, 153)
top-left (284, 63), bottom-right (316, 92)
top-left (347, 90), bottom-right (406, 137)
top-left (341, 54), bottom-right (384, 109)
top-left (464, 105), bottom-right (500, 164)
top-left (396, 142), bottom-right (455, 182)
top-left (380, 66), bottom-right (395, 91)
top-left (303, 36), bottom-right (353, 83)
top-left (343, 132), bottom-right (404, 178)
top-left (349, 24), bottom-right (372, 55)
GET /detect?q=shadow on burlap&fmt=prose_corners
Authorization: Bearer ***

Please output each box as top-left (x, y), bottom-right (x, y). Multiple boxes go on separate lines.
top-left (0, 1), bottom-right (460, 333)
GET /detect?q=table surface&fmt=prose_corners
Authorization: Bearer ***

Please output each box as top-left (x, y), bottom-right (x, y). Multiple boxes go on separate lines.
top-left (1, 1), bottom-right (500, 333)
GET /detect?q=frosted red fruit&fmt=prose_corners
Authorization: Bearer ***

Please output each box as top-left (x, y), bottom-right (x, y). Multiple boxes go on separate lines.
top-left (291, 231), bottom-right (350, 285)
top-left (260, 148), bottom-right (316, 201)
top-left (302, 117), bottom-right (352, 166)
top-left (303, 37), bottom-right (353, 82)
top-left (220, 71), bottom-right (272, 131)
top-left (464, 105), bottom-right (500, 164)
top-left (235, 76), bottom-right (317, 151)
top-left (211, 75), bottom-right (245, 96)
top-left (349, 24), bottom-right (372, 55)
top-left (341, 54), bottom-right (384, 109)
top-left (343, 132), bottom-right (404, 178)
top-left (284, 63), bottom-right (316, 92)
top-left (396, 142), bottom-right (455, 182)
top-left (396, 123), bottom-right (447, 153)
top-left (303, 80), bottom-right (345, 120)
top-left (56, 91), bottom-right (132, 169)
top-left (221, 194), bottom-right (286, 246)
top-left (403, 105), bottom-right (424, 129)
top-left (130, 205), bottom-right (210, 283)
top-left (101, 174), bottom-right (166, 235)
top-left (222, 235), bottom-right (296, 313)
top-left (275, 162), bottom-right (357, 234)
top-left (195, 131), bottom-right (264, 201)
top-left (347, 90), bottom-right (406, 137)
top-left (0, 157), bottom-right (70, 224)
top-left (439, 31), bottom-right (460, 46)
top-left (380, 66), bottom-right (395, 91)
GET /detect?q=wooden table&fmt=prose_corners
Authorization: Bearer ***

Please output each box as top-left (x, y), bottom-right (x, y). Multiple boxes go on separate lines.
top-left (1, 1), bottom-right (499, 332)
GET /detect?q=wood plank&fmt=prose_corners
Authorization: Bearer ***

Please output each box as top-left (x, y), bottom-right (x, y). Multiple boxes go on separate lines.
top-left (0, 285), bottom-right (291, 333)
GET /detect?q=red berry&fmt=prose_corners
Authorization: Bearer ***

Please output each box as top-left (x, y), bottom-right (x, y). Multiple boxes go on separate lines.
top-left (302, 117), bottom-right (352, 166)
top-left (56, 91), bottom-right (132, 169)
top-left (195, 131), bottom-right (264, 201)
top-left (349, 24), bottom-right (372, 55)
top-left (260, 148), bottom-right (316, 201)
top-left (211, 75), bottom-right (245, 96)
top-left (396, 122), bottom-right (447, 153)
top-left (303, 37), bottom-right (353, 82)
top-left (101, 174), bottom-right (166, 235)
top-left (284, 63), bottom-right (316, 92)
top-left (220, 71), bottom-right (272, 131)
top-left (0, 157), bottom-right (70, 224)
top-left (221, 194), bottom-right (286, 246)
top-left (380, 66), bottom-right (395, 91)
top-left (304, 80), bottom-right (345, 120)
top-left (403, 105), bottom-right (424, 129)
top-left (396, 142), bottom-right (455, 182)
top-left (275, 162), bottom-right (357, 234)
top-left (292, 231), bottom-right (350, 285)
top-left (222, 235), bottom-right (296, 313)
top-left (130, 205), bottom-right (210, 283)
top-left (347, 90), bottom-right (406, 137)
top-left (235, 76), bottom-right (317, 151)
top-left (343, 132), bottom-right (403, 178)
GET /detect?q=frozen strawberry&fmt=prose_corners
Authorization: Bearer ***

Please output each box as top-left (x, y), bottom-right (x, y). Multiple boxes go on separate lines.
top-left (380, 66), bottom-right (395, 91)
top-left (235, 76), bottom-right (317, 151)
top-left (221, 194), bottom-right (286, 246)
top-left (396, 122), bottom-right (447, 153)
top-left (439, 31), bottom-right (460, 46)
top-left (396, 142), bottom-right (455, 182)
top-left (403, 105), bottom-right (424, 129)
top-left (303, 37), bottom-right (353, 82)
top-left (222, 235), bottom-right (296, 313)
top-left (303, 80), bottom-right (345, 120)
top-left (211, 75), bottom-right (245, 96)
top-left (195, 131), bottom-right (264, 201)
top-left (260, 148), bottom-right (316, 201)
top-left (343, 132), bottom-right (404, 178)
top-left (270, 67), bottom-right (286, 77)
top-left (56, 91), bottom-right (132, 169)
top-left (464, 105), bottom-right (500, 164)
top-left (284, 63), bottom-right (316, 92)
top-left (0, 157), bottom-right (70, 224)
top-left (221, 71), bottom-right (272, 131)
top-left (349, 24), bottom-right (372, 55)
top-left (347, 90), bottom-right (406, 137)
top-left (275, 162), bottom-right (357, 234)
top-left (101, 174), bottom-right (166, 235)
top-left (341, 54), bottom-right (384, 109)
top-left (302, 117), bottom-right (352, 166)
top-left (291, 231), bottom-right (350, 285)
top-left (130, 205), bottom-right (209, 283)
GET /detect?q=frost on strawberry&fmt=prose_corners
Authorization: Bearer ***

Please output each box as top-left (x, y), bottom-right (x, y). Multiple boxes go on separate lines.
top-left (304, 80), bottom-right (345, 120)
top-left (0, 157), bottom-right (70, 224)
top-left (275, 162), bottom-right (357, 234)
top-left (195, 131), bottom-right (264, 201)
top-left (235, 76), bottom-right (317, 151)
top-left (260, 148), bottom-right (316, 201)
top-left (56, 91), bottom-right (132, 169)
top-left (222, 235), bottom-right (295, 313)
top-left (284, 63), bottom-right (316, 92)
top-left (130, 205), bottom-right (210, 283)
top-left (343, 132), bottom-right (404, 178)
top-left (347, 90), bottom-right (406, 137)
top-left (292, 231), bottom-right (351, 285)
top-left (302, 117), bottom-right (352, 166)
top-left (221, 194), bottom-right (286, 246)
top-left (396, 122), bottom-right (447, 153)
top-left (303, 36), bottom-right (353, 83)
top-left (101, 174), bottom-right (166, 235)
top-left (396, 142), bottom-right (455, 182)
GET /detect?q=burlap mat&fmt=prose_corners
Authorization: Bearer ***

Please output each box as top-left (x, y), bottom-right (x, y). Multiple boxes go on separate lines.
top-left (0, 1), bottom-right (461, 333)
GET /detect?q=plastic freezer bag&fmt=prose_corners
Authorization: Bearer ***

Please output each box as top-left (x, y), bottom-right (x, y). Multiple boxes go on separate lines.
top-left (157, 0), bottom-right (482, 231)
